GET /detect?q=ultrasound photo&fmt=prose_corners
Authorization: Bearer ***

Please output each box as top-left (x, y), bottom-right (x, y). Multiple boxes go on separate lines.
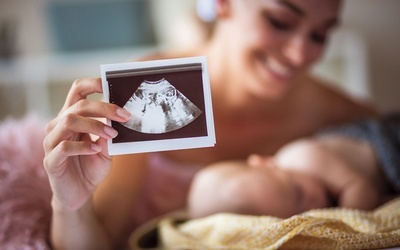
top-left (121, 78), bottom-right (202, 134)
top-left (101, 56), bottom-right (215, 155)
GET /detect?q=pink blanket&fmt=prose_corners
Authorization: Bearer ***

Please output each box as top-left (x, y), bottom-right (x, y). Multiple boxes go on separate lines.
top-left (0, 114), bottom-right (52, 249)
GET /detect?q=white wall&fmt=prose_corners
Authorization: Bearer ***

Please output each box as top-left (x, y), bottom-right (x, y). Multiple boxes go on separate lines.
top-left (340, 0), bottom-right (400, 113)
top-left (0, 0), bottom-right (50, 56)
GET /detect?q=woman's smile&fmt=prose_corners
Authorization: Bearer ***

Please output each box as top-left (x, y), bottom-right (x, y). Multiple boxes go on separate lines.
top-left (265, 57), bottom-right (295, 82)
top-left (256, 53), bottom-right (295, 84)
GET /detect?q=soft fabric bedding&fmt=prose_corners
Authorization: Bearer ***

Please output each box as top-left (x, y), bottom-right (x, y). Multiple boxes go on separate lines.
top-left (0, 114), bottom-right (51, 249)
top-left (130, 197), bottom-right (400, 250)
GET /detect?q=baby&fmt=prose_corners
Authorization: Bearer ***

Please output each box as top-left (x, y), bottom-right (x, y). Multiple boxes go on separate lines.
top-left (188, 114), bottom-right (400, 219)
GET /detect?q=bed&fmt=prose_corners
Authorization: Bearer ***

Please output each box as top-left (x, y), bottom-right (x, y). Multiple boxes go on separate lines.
top-left (1, 115), bottom-right (399, 250)
top-left (129, 198), bottom-right (400, 249)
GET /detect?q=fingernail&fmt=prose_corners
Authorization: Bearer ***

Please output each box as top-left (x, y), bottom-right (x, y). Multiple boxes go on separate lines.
top-left (104, 126), bottom-right (118, 138)
top-left (117, 108), bottom-right (131, 120)
top-left (91, 144), bottom-right (102, 152)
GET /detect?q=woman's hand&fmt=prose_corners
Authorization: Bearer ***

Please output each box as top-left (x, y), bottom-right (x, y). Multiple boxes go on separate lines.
top-left (43, 78), bottom-right (131, 211)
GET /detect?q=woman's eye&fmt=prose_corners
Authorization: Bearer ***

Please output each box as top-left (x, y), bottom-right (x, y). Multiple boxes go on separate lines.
top-left (310, 32), bottom-right (327, 45)
top-left (264, 13), bottom-right (293, 31)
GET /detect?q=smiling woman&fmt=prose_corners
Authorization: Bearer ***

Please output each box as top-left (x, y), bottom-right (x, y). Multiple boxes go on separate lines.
top-left (42, 0), bottom-right (379, 249)
top-left (216, 0), bottom-right (342, 100)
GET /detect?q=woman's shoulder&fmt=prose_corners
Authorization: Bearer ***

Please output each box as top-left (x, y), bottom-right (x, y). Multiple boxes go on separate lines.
top-left (303, 75), bottom-right (377, 121)
top-left (304, 75), bottom-right (354, 102)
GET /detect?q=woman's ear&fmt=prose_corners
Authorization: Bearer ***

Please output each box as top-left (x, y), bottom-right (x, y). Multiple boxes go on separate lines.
top-left (215, 0), bottom-right (232, 18)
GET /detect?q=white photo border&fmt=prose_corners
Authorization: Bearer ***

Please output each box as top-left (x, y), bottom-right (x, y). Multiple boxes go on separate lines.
top-left (100, 56), bottom-right (216, 155)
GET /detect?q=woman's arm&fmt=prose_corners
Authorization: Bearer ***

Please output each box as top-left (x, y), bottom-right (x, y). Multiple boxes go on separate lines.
top-left (50, 197), bottom-right (112, 250)
top-left (49, 146), bottom-right (148, 250)
top-left (93, 154), bottom-right (149, 247)
top-left (43, 78), bottom-right (143, 249)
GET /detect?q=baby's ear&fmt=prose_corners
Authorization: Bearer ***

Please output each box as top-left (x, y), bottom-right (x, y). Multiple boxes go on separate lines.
top-left (247, 154), bottom-right (276, 168)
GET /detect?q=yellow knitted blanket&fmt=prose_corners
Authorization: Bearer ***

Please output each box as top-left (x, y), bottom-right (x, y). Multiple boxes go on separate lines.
top-left (130, 197), bottom-right (400, 250)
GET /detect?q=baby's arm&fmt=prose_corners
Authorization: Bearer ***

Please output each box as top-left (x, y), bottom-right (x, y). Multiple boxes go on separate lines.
top-left (275, 139), bottom-right (380, 210)
top-left (334, 171), bottom-right (380, 210)
top-left (304, 143), bottom-right (381, 210)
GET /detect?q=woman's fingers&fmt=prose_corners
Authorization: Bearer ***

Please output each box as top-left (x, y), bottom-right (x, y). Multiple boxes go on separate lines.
top-left (46, 100), bottom-right (131, 133)
top-left (44, 140), bottom-right (101, 174)
top-left (44, 113), bottom-right (117, 151)
top-left (61, 78), bottom-right (103, 112)
top-left (43, 77), bottom-right (133, 169)
top-left (67, 99), bottom-right (131, 121)
top-left (42, 78), bottom-right (120, 213)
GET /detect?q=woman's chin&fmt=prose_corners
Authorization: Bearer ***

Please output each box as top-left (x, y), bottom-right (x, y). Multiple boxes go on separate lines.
top-left (248, 78), bottom-right (292, 101)
top-left (247, 70), bottom-right (295, 100)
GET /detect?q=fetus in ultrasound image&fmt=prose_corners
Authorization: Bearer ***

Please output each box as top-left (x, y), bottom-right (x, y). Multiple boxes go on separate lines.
top-left (121, 78), bottom-right (202, 134)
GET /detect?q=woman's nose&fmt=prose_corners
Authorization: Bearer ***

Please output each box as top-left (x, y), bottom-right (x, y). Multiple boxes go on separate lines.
top-left (282, 34), bottom-right (316, 67)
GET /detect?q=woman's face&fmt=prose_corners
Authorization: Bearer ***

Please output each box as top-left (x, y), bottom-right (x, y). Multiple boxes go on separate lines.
top-left (223, 0), bottom-right (341, 99)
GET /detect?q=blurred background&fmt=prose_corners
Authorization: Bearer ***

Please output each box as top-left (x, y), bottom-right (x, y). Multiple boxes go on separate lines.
top-left (0, 0), bottom-right (399, 120)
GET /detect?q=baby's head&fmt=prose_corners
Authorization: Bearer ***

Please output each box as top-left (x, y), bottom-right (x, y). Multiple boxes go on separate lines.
top-left (188, 156), bottom-right (329, 219)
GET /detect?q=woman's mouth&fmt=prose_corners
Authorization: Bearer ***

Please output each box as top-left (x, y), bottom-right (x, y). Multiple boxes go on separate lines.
top-left (258, 55), bottom-right (295, 82)
top-left (267, 58), bottom-right (293, 79)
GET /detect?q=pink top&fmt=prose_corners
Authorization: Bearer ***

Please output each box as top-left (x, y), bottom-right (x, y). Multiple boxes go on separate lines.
top-left (129, 153), bottom-right (204, 230)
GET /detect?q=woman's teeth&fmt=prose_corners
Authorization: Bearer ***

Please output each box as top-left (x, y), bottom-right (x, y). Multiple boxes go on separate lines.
top-left (267, 59), bottom-right (293, 78)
